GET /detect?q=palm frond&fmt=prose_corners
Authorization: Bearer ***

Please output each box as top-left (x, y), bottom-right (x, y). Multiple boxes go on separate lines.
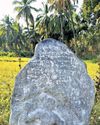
top-left (16, 10), bottom-right (24, 20)
top-left (14, 6), bottom-right (23, 12)
top-left (30, 6), bottom-right (41, 12)
top-left (23, 0), bottom-right (28, 4)
top-left (27, 0), bottom-right (36, 5)
top-left (13, 0), bottom-right (23, 5)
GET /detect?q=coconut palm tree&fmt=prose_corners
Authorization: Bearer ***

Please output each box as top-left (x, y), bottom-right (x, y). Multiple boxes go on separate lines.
top-left (48, 0), bottom-right (78, 42)
top-left (13, 0), bottom-right (38, 30)
top-left (47, 0), bottom-right (82, 55)
top-left (0, 16), bottom-right (15, 50)
top-left (13, 0), bottom-right (41, 53)
top-left (36, 3), bottom-right (51, 38)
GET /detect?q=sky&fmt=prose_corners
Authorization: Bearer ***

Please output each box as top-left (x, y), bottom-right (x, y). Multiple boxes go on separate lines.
top-left (0, 0), bottom-right (83, 24)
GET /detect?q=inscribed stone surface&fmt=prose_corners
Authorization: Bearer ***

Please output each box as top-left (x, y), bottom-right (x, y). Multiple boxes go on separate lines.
top-left (10, 38), bottom-right (95, 125)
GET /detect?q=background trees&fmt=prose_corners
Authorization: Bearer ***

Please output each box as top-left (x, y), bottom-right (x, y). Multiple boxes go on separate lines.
top-left (0, 0), bottom-right (99, 59)
top-left (77, 0), bottom-right (100, 59)
top-left (36, 3), bottom-right (51, 38)
top-left (0, 16), bottom-right (15, 51)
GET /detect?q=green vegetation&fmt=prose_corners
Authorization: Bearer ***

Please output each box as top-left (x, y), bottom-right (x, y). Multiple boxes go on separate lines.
top-left (0, 57), bottom-right (29, 125)
top-left (0, 52), bottom-right (17, 57)
top-left (0, 0), bottom-right (99, 59)
top-left (90, 62), bottom-right (100, 125)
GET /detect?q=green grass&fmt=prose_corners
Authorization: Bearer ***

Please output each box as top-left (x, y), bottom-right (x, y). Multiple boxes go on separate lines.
top-left (0, 56), bottom-right (30, 62)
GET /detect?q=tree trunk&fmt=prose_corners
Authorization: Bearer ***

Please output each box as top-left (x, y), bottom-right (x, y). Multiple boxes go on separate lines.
top-left (66, 1), bottom-right (77, 54)
top-left (26, 16), bottom-right (30, 34)
top-left (60, 14), bottom-right (64, 41)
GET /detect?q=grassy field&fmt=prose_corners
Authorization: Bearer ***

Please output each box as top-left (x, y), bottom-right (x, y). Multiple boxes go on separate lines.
top-left (0, 57), bottom-right (100, 125)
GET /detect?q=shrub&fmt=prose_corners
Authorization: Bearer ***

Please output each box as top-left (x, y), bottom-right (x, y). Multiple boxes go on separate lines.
top-left (0, 51), bottom-right (16, 57)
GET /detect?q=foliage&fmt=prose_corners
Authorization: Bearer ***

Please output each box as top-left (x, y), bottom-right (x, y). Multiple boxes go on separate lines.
top-left (82, 0), bottom-right (100, 21)
top-left (0, 16), bottom-right (36, 56)
top-left (36, 3), bottom-right (51, 38)
top-left (0, 0), bottom-right (99, 59)
top-left (90, 62), bottom-right (100, 125)
top-left (0, 16), bottom-right (16, 51)
top-left (76, 0), bottom-right (100, 57)
top-left (95, 62), bottom-right (100, 101)
top-left (13, 0), bottom-right (38, 28)
top-left (75, 17), bottom-right (100, 58)
top-left (0, 52), bottom-right (16, 57)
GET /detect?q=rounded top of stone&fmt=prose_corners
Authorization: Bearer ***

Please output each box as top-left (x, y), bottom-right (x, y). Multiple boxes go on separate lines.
top-left (34, 38), bottom-right (71, 58)
top-left (36, 38), bottom-right (66, 49)
top-left (39, 38), bottom-right (63, 44)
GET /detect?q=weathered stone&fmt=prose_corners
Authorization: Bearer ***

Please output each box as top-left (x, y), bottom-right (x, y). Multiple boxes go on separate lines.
top-left (10, 38), bottom-right (95, 125)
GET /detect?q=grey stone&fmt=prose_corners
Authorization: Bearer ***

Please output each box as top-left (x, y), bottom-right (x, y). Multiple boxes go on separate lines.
top-left (10, 38), bottom-right (95, 125)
